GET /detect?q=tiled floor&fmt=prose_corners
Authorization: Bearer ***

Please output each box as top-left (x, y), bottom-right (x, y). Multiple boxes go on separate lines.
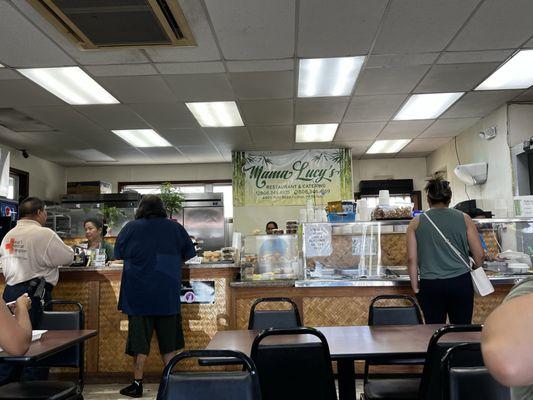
top-left (84, 382), bottom-right (365, 399)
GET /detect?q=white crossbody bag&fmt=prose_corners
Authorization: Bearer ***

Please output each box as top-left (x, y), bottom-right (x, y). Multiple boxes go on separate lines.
top-left (423, 213), bottom-right (494, 297)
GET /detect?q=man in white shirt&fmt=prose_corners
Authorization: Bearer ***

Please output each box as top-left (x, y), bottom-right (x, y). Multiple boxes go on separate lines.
top-left (0, 197), bottom-right (73, 384)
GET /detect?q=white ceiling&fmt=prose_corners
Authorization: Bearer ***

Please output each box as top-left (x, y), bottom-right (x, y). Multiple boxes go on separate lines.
top-left (0, 0), bottom-right (531, 166)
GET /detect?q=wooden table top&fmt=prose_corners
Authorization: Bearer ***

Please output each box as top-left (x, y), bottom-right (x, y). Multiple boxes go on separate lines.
top-left (206, 325), bottom-right (481, 360)
top-left (0, 330), bottom-right (97, 363)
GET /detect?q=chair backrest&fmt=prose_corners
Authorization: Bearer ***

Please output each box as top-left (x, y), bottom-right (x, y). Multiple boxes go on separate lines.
top-left (37, 300), bottom-right (84, 388)
top-left (419, 325), bottom-right (484, 400)
top-left (248, 297), bottom-right (302, 330)
top-left (443, 343), bottom-right (510, 400)
top-left (368, 295), bottom-right (423, 325)
top-left (157, 350), bottom-right (261, 400)
top-left (250, 327), bottom-right (337, 400)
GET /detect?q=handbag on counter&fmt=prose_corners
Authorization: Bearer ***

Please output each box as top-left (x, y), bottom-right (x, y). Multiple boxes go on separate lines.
top-left (423, 213), bottom-right (494, 297)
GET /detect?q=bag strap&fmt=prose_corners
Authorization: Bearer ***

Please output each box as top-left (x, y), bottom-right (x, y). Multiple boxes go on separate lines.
top-left (423, 212), bottom-right (472, 271)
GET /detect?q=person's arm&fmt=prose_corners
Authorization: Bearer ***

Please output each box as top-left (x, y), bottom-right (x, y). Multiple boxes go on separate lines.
top-left (179, 225), bottom-right (196, 262)
top-left (464, 214), bottom-right (485, 268)
top-left (482, 292), bottom-right (533, 386)
top-left (407, 217), bottom-right (419, 294)
top-left (43, 232), bottom-right (74, 267)
top-left (0, 295), bottom-right (32, 355)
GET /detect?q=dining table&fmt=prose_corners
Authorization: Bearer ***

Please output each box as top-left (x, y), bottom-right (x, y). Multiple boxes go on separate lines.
top-left (206, 324), bottom-right (481, 400)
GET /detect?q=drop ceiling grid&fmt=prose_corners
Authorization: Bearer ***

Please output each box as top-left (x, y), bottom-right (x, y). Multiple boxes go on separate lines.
top-left (0, 0), bottom-right (531, 164)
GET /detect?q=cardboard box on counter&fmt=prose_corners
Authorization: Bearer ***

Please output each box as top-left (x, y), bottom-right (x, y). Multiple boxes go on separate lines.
top-left (67, 181), bottom-right (112, 195)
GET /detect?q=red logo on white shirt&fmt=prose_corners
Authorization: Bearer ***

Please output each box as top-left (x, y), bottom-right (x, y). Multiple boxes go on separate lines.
top-left (5, 238), bottom-right (16, 255)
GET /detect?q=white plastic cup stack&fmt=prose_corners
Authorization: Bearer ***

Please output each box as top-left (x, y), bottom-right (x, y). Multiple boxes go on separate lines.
top-left (378, 190), bottom-right (390, 206)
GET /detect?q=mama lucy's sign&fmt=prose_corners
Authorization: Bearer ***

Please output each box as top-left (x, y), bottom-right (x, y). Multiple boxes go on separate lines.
top-left (233, 149), bottom-right (353, 206)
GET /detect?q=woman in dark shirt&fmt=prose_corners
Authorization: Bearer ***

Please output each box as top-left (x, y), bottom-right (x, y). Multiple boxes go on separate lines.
top-left (114, 195), bottom-right (195, 398)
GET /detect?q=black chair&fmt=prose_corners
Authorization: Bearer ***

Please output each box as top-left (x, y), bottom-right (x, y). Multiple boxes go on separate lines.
top-left (156, 350), bottom-right (261, 400)
top-left (0, 300), bottom-right (85, 400)
top-left (363, 295), bottom-right (425, 393)
top-left (362, 324), bottom-right (483, 400)
top-left (442, 343), bottom-right (510, 400)
top-left (248, 297), bottom-right (302, 330)
top-left (251, 327), bottom-right (337, 400)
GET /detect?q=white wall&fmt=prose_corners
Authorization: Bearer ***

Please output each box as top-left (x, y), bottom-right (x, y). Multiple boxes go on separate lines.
top-left (1, 143), bottom-right (66, 201)
top-left (66, 163), bottom-right (233, 192)
top-left (508, 103), bottom-right (533, 147)
top-left (426, 105), bottom-right (513, 211)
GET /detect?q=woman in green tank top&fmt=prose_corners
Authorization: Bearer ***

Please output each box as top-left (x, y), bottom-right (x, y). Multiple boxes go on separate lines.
top-left (407, 176), bottom-right (484, 324)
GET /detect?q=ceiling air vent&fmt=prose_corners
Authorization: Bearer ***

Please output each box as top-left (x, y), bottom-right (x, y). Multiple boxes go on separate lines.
top-left (28, 0), bottom-right (196, 49)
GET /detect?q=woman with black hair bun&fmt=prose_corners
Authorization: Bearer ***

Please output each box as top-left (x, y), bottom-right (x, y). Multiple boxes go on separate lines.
top-left (83, 218), bottom-right (115, 261)
top-left (406, 175), bottom-right (485, 324)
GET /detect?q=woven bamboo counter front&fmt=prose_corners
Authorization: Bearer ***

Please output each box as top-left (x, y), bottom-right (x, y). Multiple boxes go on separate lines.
top-left (0, 265), bottom-right (239, 380)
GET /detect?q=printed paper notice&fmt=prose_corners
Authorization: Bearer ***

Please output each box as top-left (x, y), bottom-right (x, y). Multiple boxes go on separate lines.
top-left (352, 236), bottom-right (377, 256)
top-left (304, 223), bottom-right (332, 257)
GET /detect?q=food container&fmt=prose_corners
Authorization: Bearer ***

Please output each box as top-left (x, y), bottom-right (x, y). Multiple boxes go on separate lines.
top-left (326, 201), bottom-right (343, 213)
top-left (372, 203), bottom-right (414, 220)
top-left (507, 263), bottom-right (530, 273)
top-left (342, 200), bottom-right (355, 214)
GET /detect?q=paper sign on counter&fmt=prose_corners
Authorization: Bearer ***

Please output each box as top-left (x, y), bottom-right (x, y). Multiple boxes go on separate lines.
top-left (304, 223), bottom-right (332, 257)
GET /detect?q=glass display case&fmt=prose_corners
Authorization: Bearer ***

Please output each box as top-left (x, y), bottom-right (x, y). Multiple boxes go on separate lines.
top-left (241, 234), bottom-right (301, 280)
top-left (302, 218), bottom-right (533, 281)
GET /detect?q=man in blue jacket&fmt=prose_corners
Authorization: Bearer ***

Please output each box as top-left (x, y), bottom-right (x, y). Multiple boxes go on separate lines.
top-left (114, 195), bottom-right (195, 398)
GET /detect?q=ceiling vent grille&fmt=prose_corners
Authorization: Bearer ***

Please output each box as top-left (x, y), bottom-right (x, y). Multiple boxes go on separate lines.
top-left (28, 0), bottom-right (196, 49)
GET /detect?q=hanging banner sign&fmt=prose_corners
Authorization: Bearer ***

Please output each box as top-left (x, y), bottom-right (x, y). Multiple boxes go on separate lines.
top-left (233, 149), bottom-right (353, 206)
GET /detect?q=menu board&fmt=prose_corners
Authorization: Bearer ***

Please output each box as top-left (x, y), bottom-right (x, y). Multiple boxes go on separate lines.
top-left (304, 223), bottom-right (332, 257)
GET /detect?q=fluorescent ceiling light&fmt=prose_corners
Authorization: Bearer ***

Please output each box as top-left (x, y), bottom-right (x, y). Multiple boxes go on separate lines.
top-left (296, 124), bottom-right (338, 143)
top-left (186, 101), bottom-right (244, 127)
top-left (0, 64), bottom-right (4, 68)
top-left (68, 149), bottom-right (116, 162)
top-left (366, 139), bottom-right (411, 154)
top-left (112, 129), bottom-right (171, 148)
top-left (298, 56), bottom-right (365, 97)
top-left (394, 92), bottom-right (463, 120)
top-left (17, 66), bottom-right (119, 105)
top-left (476, 50), bottom-right (533, 90)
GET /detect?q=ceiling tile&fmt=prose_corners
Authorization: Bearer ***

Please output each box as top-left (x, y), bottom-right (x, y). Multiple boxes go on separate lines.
top-left (239, 99), bottom-right (293, 125)
top-left (344, 94), bottom-right (407, 122)
top-left (366, 53), bottom-right (439, 68)
top-left (0, 2), bottom-right (75, 68)
top-left (331, 140), bottom-right (372, 156)
top-left (414, 63), bottom-right (499, 93)
top-left (373, 0), bottom-right (479, 54)
top-left (87, 131), bottom-right (138, 150)
top-left (514, 88), bottom-right (533, 102)
top-left (154, 62), bottom-right (225, 75)
top-left (248, 125), bottom-right (293, 144)
top-left (139, 147), bottom-right (186, 163)
top-left (437, 50), bottom-right (513, 64)
top-left (229, 71), bottom-right (293, 99)
top-left (298, 0), bottom-right (387, 57)
top-left (96, 76), bottom-right (177, 104)
top-left (401, 138), bottom-right (451, 153)
top-left (419, 117), bottom-right (480, 138)
top-left (16, 106), bottom-right (100, 132)
top-left (159, 129), bottom-right (213, 147)
top-left (292, 143), bottom-right (335, 150)
top-left (75, 105), bottom-right (149, 129)
top-left (378, 120), bottom-right (435, 139)
top-left (178, 146), bottom-right (224, 163)
top-left (144, 0), bottom-right (221, 62)
top-left (85, 64), bottom-right (158, 77)
top-left (449, 0), bottom-right (533, 51)
top-left (226, 59), bottom-right (294, 73)
top-left (15, 131), bottom-right (86, 149)
top-left (335, 122), bottom-right (386, 141)
top-left (204, 0), bottom-right (295, 59)
top-left (396, 152), bottom-right (433, 158)
top-left (203, 127), bottom-right (252, 147)
top-left (295, 98), bottom-right (349, 124)
top-left (354, 65), bottom-right (430, 95)
top-left (0, 108), bottom-right (52, 132)
top-left (0, 80), bottom-right (64, 107)
top-left (163, 74), bottom-right (234, 101)
top-left (102, 147), bottom-right (152, 163)
top-left (129, 103), bottom-right (199, 130)
top-left (442, 90), bottom-right (523, 118)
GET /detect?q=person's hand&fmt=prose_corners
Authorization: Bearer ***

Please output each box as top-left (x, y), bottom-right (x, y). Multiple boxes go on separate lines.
top-left (14, 294), bottom-right (31, 314)
top-left (412, 287), bottom-right (420, 295)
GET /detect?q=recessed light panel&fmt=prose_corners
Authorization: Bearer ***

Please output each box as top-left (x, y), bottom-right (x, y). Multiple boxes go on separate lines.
top-left (394, 92), bottom-right (464, 120)
top-left (476, 50), bottom-right (533, 90)
top-left (298, 56), bottom-right (365, 97)
top-left (112, 129), bottom-right (171, 148)
top-left (68, 149), bottom-right (116, 162)
top-left (185, 101), bottom-right (244, 127)
top-left (17, 66), bottom-right (119, 105)
top-left (366, 139), bottom-right (411, 154)
top-left (295, 124), bottom-right (338, 143)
